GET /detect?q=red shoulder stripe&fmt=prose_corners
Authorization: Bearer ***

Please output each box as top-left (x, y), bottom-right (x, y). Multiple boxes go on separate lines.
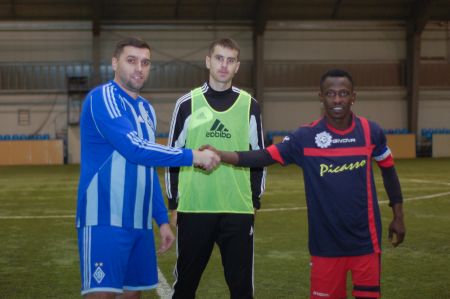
top-left (267, 145), bottom-right (285, 165)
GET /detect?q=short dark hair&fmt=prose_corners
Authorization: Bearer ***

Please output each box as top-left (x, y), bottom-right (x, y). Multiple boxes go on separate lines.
top-left (208, 38), bottom-right (240, 60)
top-left (320, 69), bottom-right (354, 91)
top-left (113, 37), bottom-right (151, 59)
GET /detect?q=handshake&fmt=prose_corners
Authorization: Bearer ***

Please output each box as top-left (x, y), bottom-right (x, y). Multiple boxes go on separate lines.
top-left (192, 145), bottom-right (221, 171)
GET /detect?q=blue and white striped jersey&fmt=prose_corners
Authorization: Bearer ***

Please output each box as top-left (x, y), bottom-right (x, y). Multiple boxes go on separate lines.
top-left (77, 80), bottom-right (193, 229)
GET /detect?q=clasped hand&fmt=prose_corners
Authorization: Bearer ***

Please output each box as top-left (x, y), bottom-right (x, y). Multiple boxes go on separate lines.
top-left (192, 145), bottom-right (220, 171)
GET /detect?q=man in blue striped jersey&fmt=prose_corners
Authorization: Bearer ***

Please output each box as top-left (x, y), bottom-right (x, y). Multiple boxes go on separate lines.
top-left (77, 37), bottom-right (219, 299)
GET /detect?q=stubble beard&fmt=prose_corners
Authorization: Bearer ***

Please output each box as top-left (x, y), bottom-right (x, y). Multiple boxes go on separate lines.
top-left (121, 74), bottom-right (145, 94)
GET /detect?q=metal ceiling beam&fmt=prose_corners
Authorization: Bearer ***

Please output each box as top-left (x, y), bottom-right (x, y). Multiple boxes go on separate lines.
top-left (405, 0), bottom-right (436, 135)
top-left (10, 0), bottom-right (16, 18)
top-left (254, 0), bottom-right (269, 35)
top-left (213, 0), bottom-right (221, 21)
top-left (174, 0), bottom-right (181, 19)
top-left (332, 0), bottom-right (343, 19)
top-left (92, 0), bottom-right (102, 36)
top-left (409, 0), bottom-right (436, 34)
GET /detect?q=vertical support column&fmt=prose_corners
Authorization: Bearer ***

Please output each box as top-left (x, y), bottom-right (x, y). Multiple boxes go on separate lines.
top-left (253, 32), bottom-right (264, 113)
top-left (406, 29), bottom-right (421, 135)
top-left (252, 0), bottom-right (269, 114)
top-left (405, 0), bottom-right (435, 136)
top-left (92, 0), bottom-right (102, 86)
top-left (10, 0), bottom-right (16, 18)
top-left (447, 21), bottom-right (450, 63)
top-left (92, 34), bottom-right (101, 86)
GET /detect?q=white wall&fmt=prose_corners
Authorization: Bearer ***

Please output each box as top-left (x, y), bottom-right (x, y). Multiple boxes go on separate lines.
top-left (418, 90), bottom-right (450, 129)
top-left (0, 22), bottom-right (92, 62)
top-left (421, 22), bottom-right (449, 60)
top-left (100, 26), bottom-right (253, 62)
top-left (265, 21), bottom-right (406, 61)
top-left (263, 90), bottom-right (320, 130)
top-left (261, 21), bottom-right (449, 132)
top-left (0, 22), bottom-right (255, 63)
top-left (0, 94), bottom-right (67, 137)
top-left (0, 20), bottom-right (449, 139)
top-left (67, 125), bottom-right (80, 164)
top-left (263, 88), bottom-right (407, 131)
top-left (351, 89), bottom-right (407, 129)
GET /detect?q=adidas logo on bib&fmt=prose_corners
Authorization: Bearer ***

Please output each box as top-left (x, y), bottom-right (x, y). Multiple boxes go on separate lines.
top-left (206, 119), bottom-right (232, 139)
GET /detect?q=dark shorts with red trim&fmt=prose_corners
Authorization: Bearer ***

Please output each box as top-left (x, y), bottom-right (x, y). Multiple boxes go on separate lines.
top-left (310, 253), bottom-right (381, 299)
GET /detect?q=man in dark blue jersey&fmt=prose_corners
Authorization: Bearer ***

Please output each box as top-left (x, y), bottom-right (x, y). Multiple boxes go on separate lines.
top-left (205, 69), bottom-right (406, 299)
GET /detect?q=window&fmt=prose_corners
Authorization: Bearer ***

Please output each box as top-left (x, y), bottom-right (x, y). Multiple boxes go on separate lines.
top-left (18, 109), bottom-right (30, 126)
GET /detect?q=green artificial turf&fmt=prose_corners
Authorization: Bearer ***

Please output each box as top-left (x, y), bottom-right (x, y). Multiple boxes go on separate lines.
top-left (0, 159), bottom-right (449, 298)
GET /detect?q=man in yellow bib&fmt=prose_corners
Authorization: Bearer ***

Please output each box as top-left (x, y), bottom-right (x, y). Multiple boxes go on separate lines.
top-left (166, 38), bottom-right (266, 299)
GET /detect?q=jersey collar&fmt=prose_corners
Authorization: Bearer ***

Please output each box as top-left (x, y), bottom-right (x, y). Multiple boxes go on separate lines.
top-left (324, 113), bottom-right (356, 136)
top-left (110, 80), bottom-right (143, 104)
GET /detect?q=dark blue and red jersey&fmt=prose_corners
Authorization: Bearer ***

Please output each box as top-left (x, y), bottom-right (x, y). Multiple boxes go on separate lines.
top-left (267, 115), bottom-right (394, 257)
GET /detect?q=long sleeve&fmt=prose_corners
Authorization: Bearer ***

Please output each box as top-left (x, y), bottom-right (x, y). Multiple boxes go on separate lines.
top-left (249, 99), bottom-right (266, 209)
top-left (380, 166), bottom-right (403, 206)
top-left (77, 82), bottom-right (193, 229)
top-left (152, 171), bottom-right (170, 226)
top-left (87, 86), bottom-right (193, 168)
top-left (370, 120), bottom-right (402, 206)
top-left (165, 91), bottom-right (193, 210)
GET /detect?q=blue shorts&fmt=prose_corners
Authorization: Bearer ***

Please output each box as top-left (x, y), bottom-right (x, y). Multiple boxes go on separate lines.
top-left (77, 226), bottom-right (158, 295)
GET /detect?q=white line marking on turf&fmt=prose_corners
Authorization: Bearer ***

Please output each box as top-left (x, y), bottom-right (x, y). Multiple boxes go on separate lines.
top-left (0, 192), bottom-right (450, 220)
top-left (157, 267), bottom-right (173, 299)
top-left (0, 215), bottom-right (75, 219)
top-left (259, 191), bottom-right (450, 212)
top-left (386, 191), bottom-right (450, 202)
top-left (404, 179), bottom-right (450, 186)
top-left (260, 207), bottom-right (306, 212)
top-left (1, 191), bottom-right (449, 298)
top-left (1, 192), bottom-right (449, 219)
